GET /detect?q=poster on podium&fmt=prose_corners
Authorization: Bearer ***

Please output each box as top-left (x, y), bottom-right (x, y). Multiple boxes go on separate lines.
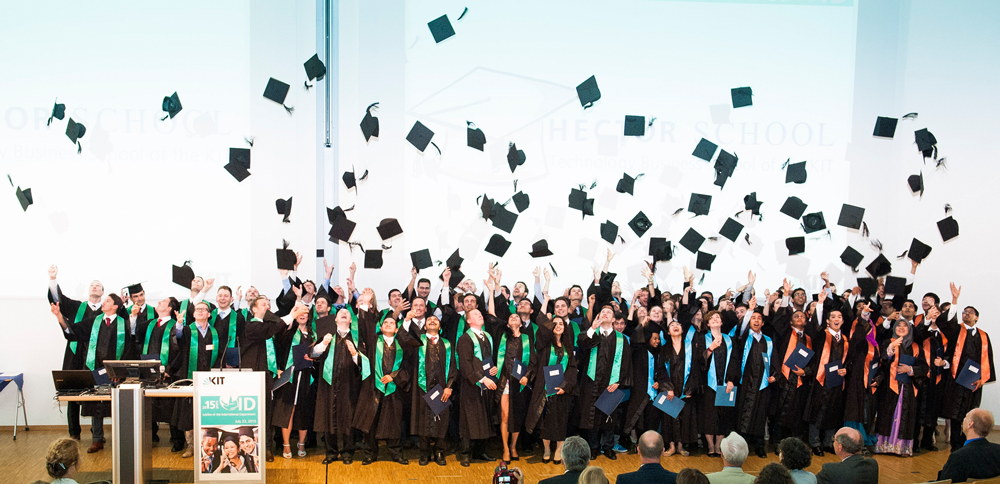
top-left (193, 371), bottom-right (266, 483)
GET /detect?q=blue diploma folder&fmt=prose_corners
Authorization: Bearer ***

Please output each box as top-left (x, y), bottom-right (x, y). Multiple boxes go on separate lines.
top-left (824, 362), bottom-right (845, 388)
top-left (715, 385), bottom-right (736, 407)
top-left (956, 360), bottom-right (982, 391)
top-left (895, 354), bottom-right (916, 383)
top-left (595, 388), bottom-right (625, 416)
top-left (511, 359), bottom-right (526, 381)
top-left (544, 365), bottom-right (564, 395)
top-left (783, 343), bottom-right (814, 371)
top-left (422, 383), bottom-right (451, 416)
top-left (652, 391), bottom-right (685, 418)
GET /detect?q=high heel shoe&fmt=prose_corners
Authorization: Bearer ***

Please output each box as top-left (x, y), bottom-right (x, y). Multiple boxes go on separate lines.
top-left (297, 442), bottom-right (307, 457)
top-left (282, 444), bottom-right (292, 459)
top-left (542, 454), bottom-right (551, 464)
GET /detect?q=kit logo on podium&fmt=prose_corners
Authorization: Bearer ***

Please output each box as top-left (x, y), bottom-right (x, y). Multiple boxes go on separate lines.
top-left (194, 371), bottom-right (266, 482)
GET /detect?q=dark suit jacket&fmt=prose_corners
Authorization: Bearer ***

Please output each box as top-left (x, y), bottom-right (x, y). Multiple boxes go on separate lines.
top-left (539, 470), bottom-right (583, 484)
top-left (938, 438), bottom-right (1000, 482)
top-left (616, 463), bottom-right (678, 484)
top-left (816, 454), bottom-right (878, 484)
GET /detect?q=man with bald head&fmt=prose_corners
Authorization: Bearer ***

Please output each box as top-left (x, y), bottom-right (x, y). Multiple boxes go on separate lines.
top-left (938, 409), bottom-right (1000, 482)
top-left (816, 427), bottom-right (878, 484)
top-left (615, 431), bottom-right (677, 484)
top-left (455, 308), bottom-right (498, 466)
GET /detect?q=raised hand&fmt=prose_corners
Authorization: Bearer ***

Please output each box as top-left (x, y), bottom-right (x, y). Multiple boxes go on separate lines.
top-left (748, 270), bottom-right (756, 285)
top-left (131, 304), bottom-right (140, 317)
top-left (325, 259), bottom-right (334, 279)
top-left (48, 264), bottom-right (58, 280)
top-left (683, 266), bottom-right (693, 283)
top-left (782, 278), bottom-right (792, 296)
top-left (606, 248), bottom-right (615, 262)
top-left (345, 340), bottom-right (357, 355)
top-left (640, 266), bottom-right (652, 281)
top-left (532, 266), bottom-right (541, 278)
top-left (820, 272), bottom-right (830, 284)
top-left (543, 267), bottom-right (551, 281)
top-left (927, 307), bottom-right (941, 322)
top-left (50, 302), bottom-right (61, 316)
top-left (322, 333), bottom-right (333, 345)
top-left (294, 252), bottom-right (303, 270)
top-left (235, 286), bottom-right (243, 302)
top-left (292, 284), bottom-right (303, 299)
top-left (950, 282), bottom-right (961, 302)
top-left (349, 262), bottom-right (357, 276)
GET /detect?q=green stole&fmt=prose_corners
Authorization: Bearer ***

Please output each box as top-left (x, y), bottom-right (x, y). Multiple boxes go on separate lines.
top-left (212, 309), bottom-right (238, 349)
top-left (374, 336), bottom-right (403, 395)
top-left (547, 345), bottom-right (569, 396)
top-left (586, 329), bottom-right (624, 384)
top-left (460, 328), bottom-right (493, 373)
top-left (418, 334), bottom-right (451, 392)
top-left (69, 302), bottom-right (88, 354)
top-left (282, 328), bottom-right (314, 384)
top-left (456, 315), bottom-right (467, 340)
top-left (187, 322), bottom-right (219, 379)
top-left (127, 304), bottom-right (156, 322)
top-left (344, 306), bottom-right (361, 343)
top-left (143, 318), bottom-right (174, 365)
top-left (86, 314), bottom-right (126, 371)
top-left (508, 300), bottom-right (517, 315)
top-left (323, 330), bottom-right (368, 384)
top-left (496, 332), bottom-right (530, 382)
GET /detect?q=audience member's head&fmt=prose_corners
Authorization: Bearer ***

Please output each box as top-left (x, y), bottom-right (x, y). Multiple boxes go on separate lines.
top-left (45, 438), bottom-right (80, 480)
top-left (638, 430), bottom-right (665, 464)
top-left (578, 466), bottom-right (609, 484)
top-left (561, 436), bottom-right (590, 472)
top-left (755, 463), bottom-right (794, 484)
top-left (721, 431), bottom-right (749, 468)
top-left (833, 427), bottom-right (864, 458)
top-left (964, 408), bottom-right (995, 439)
top-left (778, 437), bottom-right (812, 471)
top-left (676, 468), bottom-right (710, 484)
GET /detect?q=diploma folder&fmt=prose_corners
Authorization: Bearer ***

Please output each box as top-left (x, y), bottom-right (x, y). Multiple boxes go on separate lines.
top-left (956, 360), bottom-right (982, 391)
top-left (272, 366), bottom-right (293, 391)
top-left (481, 357), bottom-right (498, 384)
top-left (594, 388), bottom-right (625, 416)
top-left (783, 343), bottom-right (814, 371)
top-left (824, 362), bottom-right (844, 388)
top-left (422, 383), bottom-right (451, 416)
top-left (510, 359), bottom-right (526, 381)
top-left (895, 354), bottom-right (916, 384)
top-left (715, 385), bottom-right (736, 407)
top-left (652, 391), bottom-right (685, 418)
top-left (544, 364), bottom-right (564, 395)
top-left (293, 344), bottom-right (313, 369)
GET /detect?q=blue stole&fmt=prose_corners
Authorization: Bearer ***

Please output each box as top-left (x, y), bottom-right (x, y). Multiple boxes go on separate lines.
top-left (665, 334), bottom-right (693, 396)
top-left (705, 332), bottom-right (733, 390)
top-left (740, 333), bottom-right (773, 390)
top-left (647, 350), bottom-right (657, 400)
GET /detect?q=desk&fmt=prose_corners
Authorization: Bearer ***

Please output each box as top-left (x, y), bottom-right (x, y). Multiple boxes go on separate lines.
top-left (57, 388), bottom-right (193, 402)
top-left (0, 373), bottom-right (27, 439)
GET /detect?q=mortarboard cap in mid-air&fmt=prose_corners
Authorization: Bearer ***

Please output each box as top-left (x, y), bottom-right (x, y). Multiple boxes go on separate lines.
top-left (937, 216), bottom-right (959, 242)
top-left (840, 246), bottom-right (864, 270)
top-left (410, 249), bottom-right (432, 270)
top-left (649, 237), bottom-right (672, 261)
top-left (679, 228), bottom-right (705, 254)
top-left (484, 234), bottom-right (512, 257)
top-left (786, 236), bottom-right (805, 255)
top-left (467, 122), bottom-right (486, 151)
top-left (512, 191), bottom-right (530, 213)
top-left (719, 218), bottom-right (744, 242)
top-left (692, 138), bottom-right (717, 162)
top-left (873, 116), bottom-right (897, 138)
top-left (172, 263), bottom-right (195, 289)
top-left (837, 204), bottom-right (865, 229)
top-left (785, 161), bottom-right (807, 184)
top-left (628, 211), bottom-right (652, 237)
top-left (731, 87), bottom-right (753, 108)
top-left (696, 251), bottom-right (716, 271)
top-left (907, 238), bottom-right (932, 263)
top-left (275, 197), bottom-right (292, 223)
top-left (744, 192), bottom-right (762, 215)
top-left (427, 15), bottom-right (456, 43)
top-left (263, 78), bottom-right (293, 112)
top-left (528, 240), bottom-right (553, 258)
top-left (407, 121), bottom-right (435, 152)
top-left (364, 250), bottom-right (384, 269)
top-left (688, 193), bottom-right (712, 216)
top-left (490, 202), bottom-right (518, 233)
top-left (600, 220), bottom-right (618, 244)
top-left (623, 116), bottom-right (645, 136)
top-left (802, 212), bottom-right (826, 234)
top-left (376, 218), bottom-right (403, 240)
top-left (360, 103), bottom-right (379, 142)
top-left (507, 143), bottom-right (526, 172)
top-left (15, 186), bottom-right (32, 212)
top-left (304, 54), bottom-right (327, 81)
top-left (576, 75), bottom-right (601, 109)
top-left (779, 196), bottom-right (808, 220)
top-left (865, 253), bottom-right (892, 277)
top-left (161, 92), bottom-right (182, 120)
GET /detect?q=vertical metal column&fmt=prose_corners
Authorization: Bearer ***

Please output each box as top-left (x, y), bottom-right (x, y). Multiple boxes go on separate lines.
top-left (112, 384), bottom-right (152, 484)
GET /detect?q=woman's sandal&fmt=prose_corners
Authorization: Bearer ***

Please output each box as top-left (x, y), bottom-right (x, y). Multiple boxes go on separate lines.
top-left (282, 444), bottom-right (292, 459)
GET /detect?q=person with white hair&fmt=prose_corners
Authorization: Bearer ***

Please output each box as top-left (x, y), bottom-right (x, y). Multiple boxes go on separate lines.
top-left (540, 436), bottom-right (590, 484)
top-left (706, 432), bottom-right (755, 484)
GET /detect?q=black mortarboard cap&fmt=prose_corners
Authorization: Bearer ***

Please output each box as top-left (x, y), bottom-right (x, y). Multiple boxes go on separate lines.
top-left (275, 197), bottom-right (292, 223)
top-left (161, 92), bottom-right (182, 119)
top-left (786, 236), bottom-right (805, 255)
top-left (576, 75), bottom-right (601, 109)
top-left (908, 238), bottom-right (932, 263)
top-left (490, 202), bottom-right (518, 233)
top-left (837, 204), bottom-right (865, 229)
top-left (172, 263), bottom-right (195, 289)
top-left (528, 240), bottom-right (553, 258)
top-left (48, 100), bottom-right (65, 125)
top-left (628, 211), bottom-right (652, 237)
top-left (884, 276), bottom-right (906, 296)
top-left (360, 104), bottom-right (379, 142)
top-left (914, 128), bottom-right (937, 156)
top-left (779, 196), bottom-right (807, 220)
top-left (649, 237), bottom-right (672, 261)
top-left (696, 251), bottom-right (716, 271)
top-left (484, 234), bottom-right (511, 257)
top-left (406, 121), bottom-right (434, 152)
top-left (507, 143), bottom-right (526, 172)
top-left (679, 228), bottom-right (705, 254)
top-left (263, 78), bottom-right (291, 105)
top-left (512, 191), bottom-right (529, 213)
top-left (785, 161), bottom-right (807, 184)
top-left (304, 54), bottom-right (327, 81)
top-left (568, 188), bottom-right (586, 210)
top-left (364, 250), bottom-right (384, 269)
top-left (840, 246), bottom-right (864, 269)
top-left (326, 206), bottom-right (356, 242)
top-left (65, 118), bottom-right (86, 144)
top-left (480, 194), bottom-right (493, 220)
top-left (873, 116), bottom-right (897, 138)
top-left (427, 15), bottom-right (455, 43)
top-left (276, 247), bottom-right (297, 270)
top-left (467, 122), bottom-right (486, 151)
top-left (342, 169), bottom-right (367, 189)
top-left (127, 283), bottom-right (144, 294)
top-left (624, 116), bottom-right (645, 136)
top-left (714, 150), bottom-right (738, 188)
top-left (376, 218), bottom-right (403, 240)
top-left (731, 87), bottom-right (753, 108)
top-left (600, 220), bottom-right (618, 244)
top-left (692, 138), bottom-right (717, 162)
top-left (802, 212), bottom-right (826, 233)
top-left (15, 187), bottom-right (32, 212)
top-left (224, 161), bottom-right (250, 182)
top-left (446, 249), bottom-right (463, 269)
top-left (230, 148), bottom-right (251, 170)
top-left (744, 192), bottom-right (762, 215)
top-left (907, 172), bottom-right (924, 196)
top-left (719, 218), bottom-right (743, 242)
top-left (865, 253), bottom-right (892, 277)
top-left (688, 193), bottom-right (712, 216)
top-left (410, 249), bottom-right (433, 270)
top-left (616, 173), bottom-right (636, 195)
top-left (937, 216), bottom-right (959, 242)
top-left (857, 277), bottom-right (878, 298)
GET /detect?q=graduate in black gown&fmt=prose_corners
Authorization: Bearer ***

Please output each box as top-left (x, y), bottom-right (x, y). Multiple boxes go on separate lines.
top-left (525, 313), bottom-right (578, 464)
top-left (873, 318), bottom-right (927, 456)
top-left (456, 304), bottom-right (500, 466)
top-left (700, 310), bottom-right (738, 457)
top-left (211, 286), bottom-right (245, 352)
top-left (408, 315), bottom-right (457, 466)
top-left (913, 301), bottom-right (953, 451)
top-left (271, 304), bottom-right (317, 459)
top-left (312, 307), bottom-right (364, 465)
top-left (661, 319), bottom-right (698, 456)
top-left (843, 301), bottom-right (881, 448)
top-left (136, 296), bottom-right (183, 451)
top-left (767, 293), bottom-right (814, 450)
top-left (168, 301), bottom-right (222, 458)
top-left (623, 323), bottom-right (666, 453)
top-left (731, 308), bottom-right (775, 457)
top-left (125, 283), bottom-right (157, 358)
top-left (803, 306), bottom-right (850, 455)
top-left (577, 303), bottom-right (632, 460)
top-left (491, 310), bottom-right (536, 462)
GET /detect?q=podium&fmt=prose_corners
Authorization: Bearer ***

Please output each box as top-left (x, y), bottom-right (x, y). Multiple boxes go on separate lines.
top-left (112, 384), bottom-right (152, 484)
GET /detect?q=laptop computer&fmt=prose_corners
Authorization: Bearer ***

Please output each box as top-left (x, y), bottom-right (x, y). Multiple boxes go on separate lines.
top-left (52, 370), bottom-right (97, 393)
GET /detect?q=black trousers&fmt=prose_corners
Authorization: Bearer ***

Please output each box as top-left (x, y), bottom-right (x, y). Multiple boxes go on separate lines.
top-left (324, 431), bottom-right (355, 458)
top-left (587, 412), bottom-right (616, 451)
top-left (67, 401), bottom-right (81, 437)
top-left (419, 436), bottom-right (445, 458)
top-left (460, 437), bottom-right (486, 458)
top-left (950, 418), bottom-right (966, 449)
top-left (363, 431), bottom-right (403, 460)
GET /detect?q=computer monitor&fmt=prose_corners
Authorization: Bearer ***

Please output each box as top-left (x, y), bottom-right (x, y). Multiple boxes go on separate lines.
top-left (103, 360), bottom-right (161, 384)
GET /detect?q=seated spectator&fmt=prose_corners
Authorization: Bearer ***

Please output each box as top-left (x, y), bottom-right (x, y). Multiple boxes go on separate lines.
top-left (45, 438), bottom-right (81, 484)
top-left (677, 468), bottom-right (710, 484)
top-left (816, 427), bottom-right (878, 484)
top-left (755, 463), bottom-right (793, 484)
top-left (707, 432), bottom-right (755, 484)
top-left (938, 408), bottom-right (1000, 483)
top-left (540, 436), bottom-right (590, 484)
top-left (580, 466), bottom-right (610, 484)
top-left (615, 431), bottom-right (678, 484)
top-left (778, 437), bottom-right (816, 484)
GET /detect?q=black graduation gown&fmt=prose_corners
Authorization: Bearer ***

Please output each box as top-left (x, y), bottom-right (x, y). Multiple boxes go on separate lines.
top-left (661, 337), bottom-right (698, 443)
top-left (128, 304), bottom-right (158, 357)
top-left (140, 317), bottom-right (178, 421)
top-left (71, 313), bottom-right (136, 416)
top-left (168, 323), bottom-right (221, 430)
top-left (874, 339), bottom-right (927, 441)
top-left (493, 326), bottom-right (537, 432)
top-left (623, 341), bottom-right (666, 436)
top-left (576, 328), bottom-right (632, 430)
top-left (48, 286), bottom-right (101, 371)
top-left (311, 329), bottom-right (361, 436)
top-left (938, 318), bottom-right (996, 420)
top-left (352, 334), bottom-right (412, 440)
top-left (767, 306), bottom-right (814, 429)
top-left (699, 333), bottom-right (737, 436)
top-left (271, 325), bottom-right (317, 430)
top-left (732, 333), bottom-right (772, 437)
top-left (211, 308), bottom-right (245, 351)
top-left (843, 317), bottom-right (879, 424)
top-left (457, 328), bottom-right (497, 440)
top-left (179, 298), bottom-right (217, 324)
top-left (914, 322), bottom-right (950, 426)
top-left (525, 343), bottom-right (578, 441)
top-left (410, 333), bottom-right (457, 439)
top-left (804, 329), bottom-right (848, 429)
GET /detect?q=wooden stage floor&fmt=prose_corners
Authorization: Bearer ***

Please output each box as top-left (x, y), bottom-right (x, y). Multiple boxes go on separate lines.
top-left (3, 425), bottom-right (996, 483)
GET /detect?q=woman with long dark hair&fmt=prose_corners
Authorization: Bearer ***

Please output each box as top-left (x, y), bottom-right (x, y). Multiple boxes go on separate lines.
top-left (525, 313), bottom-right (578, 463)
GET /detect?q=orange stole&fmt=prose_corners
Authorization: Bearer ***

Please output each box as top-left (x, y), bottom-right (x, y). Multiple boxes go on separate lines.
top-left (850, 318), bottom-right (879, 393)
top-left (889, 342), bottom-right (921, 397)
top-left (951, 327), bottom-right (991, 387)
top-left (815, 332), bottom-right (848, 388)
top-left (781, 330), bottom-right (812, 388)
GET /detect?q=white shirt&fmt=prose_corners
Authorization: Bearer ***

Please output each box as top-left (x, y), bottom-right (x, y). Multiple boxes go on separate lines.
top-left (964, 323), bottom-right (978, 337)
top-left (828, 328), bottom-right (842, 341)
top-left (751, 330), bottom-right (763, 342)
top-left (403, 318), bottom-right (425, 332)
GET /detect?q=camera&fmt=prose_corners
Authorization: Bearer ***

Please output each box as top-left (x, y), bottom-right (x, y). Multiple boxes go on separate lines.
top-left (493, 461), bottom-right (519, 484)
